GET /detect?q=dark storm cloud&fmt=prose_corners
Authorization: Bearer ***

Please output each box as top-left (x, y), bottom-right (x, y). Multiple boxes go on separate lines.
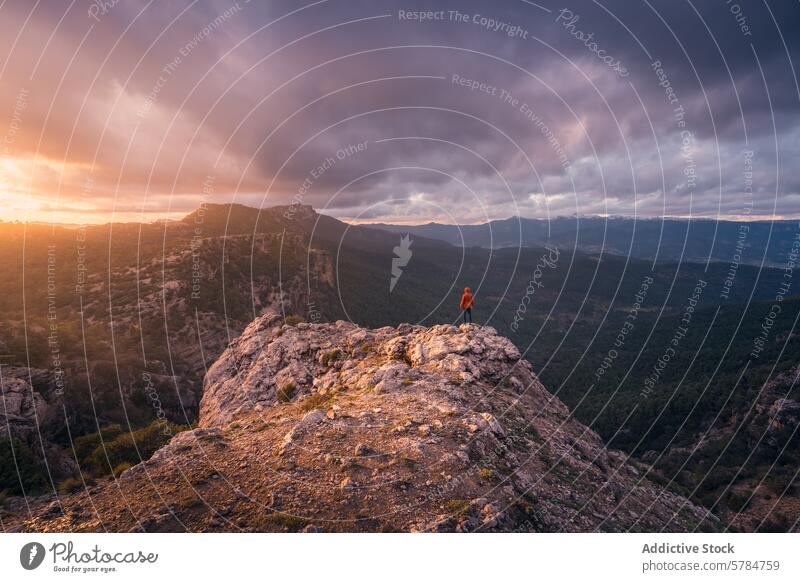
top-left (1, 0), bottom-right (798, 222)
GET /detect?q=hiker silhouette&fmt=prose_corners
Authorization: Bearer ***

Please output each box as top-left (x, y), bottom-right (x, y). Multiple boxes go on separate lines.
top-left (459, 287), bottom-right (474, 324)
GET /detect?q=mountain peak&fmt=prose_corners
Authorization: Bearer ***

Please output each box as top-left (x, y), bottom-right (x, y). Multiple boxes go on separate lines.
top-left (180, 202), bottom-right (318, 236)
top-left (199, 313), bottom-right (528, 428)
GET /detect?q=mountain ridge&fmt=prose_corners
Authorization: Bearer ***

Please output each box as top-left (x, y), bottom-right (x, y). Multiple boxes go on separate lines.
top-left (369, 215), bottom-right (800, 266)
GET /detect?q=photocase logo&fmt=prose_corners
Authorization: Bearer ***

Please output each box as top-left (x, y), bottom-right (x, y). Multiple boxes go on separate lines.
top-left (390, 235), bottom-right (413, 293)
top-left (19, 542), bottom-right (46, 570)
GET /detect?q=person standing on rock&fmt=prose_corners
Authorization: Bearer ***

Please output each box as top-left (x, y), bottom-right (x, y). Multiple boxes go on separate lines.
top-left (459, 287), bottom-right (474, 324)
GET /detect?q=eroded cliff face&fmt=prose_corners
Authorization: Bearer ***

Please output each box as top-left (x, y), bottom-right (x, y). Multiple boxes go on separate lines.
top-left (6, 315), bottom-right (719, 532)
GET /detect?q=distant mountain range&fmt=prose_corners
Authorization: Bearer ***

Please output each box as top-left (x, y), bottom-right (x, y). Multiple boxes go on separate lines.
top-left (367, 216), bottom-right (800, 267)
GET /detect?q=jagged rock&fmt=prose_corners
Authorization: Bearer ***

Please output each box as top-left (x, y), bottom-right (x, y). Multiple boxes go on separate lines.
top-left (0, 375), bottom-right (60, 442)
top-left (0, 367), bottom-right (77, 477)
top-left (354, 443), bottom-right (372, 456)
top-left (4, 315), bottom-right (721, 532)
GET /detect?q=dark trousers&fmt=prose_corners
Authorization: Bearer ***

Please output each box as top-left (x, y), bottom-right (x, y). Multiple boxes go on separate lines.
top-left (463, 308), bottom-right (472, 324)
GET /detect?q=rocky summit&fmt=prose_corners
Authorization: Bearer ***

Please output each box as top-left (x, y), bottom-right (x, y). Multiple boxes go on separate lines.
top-left (5, 314), bottom-right (720, 532)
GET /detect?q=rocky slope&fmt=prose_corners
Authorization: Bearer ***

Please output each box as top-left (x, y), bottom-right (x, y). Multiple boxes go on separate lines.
top-left (714, 366), bottom-right (800, 532)
top-left (3, 315), bottom-right (720, 532)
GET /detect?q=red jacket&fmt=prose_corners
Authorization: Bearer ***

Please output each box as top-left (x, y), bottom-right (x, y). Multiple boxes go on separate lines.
top-left (459, 287), bottom-right (474, 309)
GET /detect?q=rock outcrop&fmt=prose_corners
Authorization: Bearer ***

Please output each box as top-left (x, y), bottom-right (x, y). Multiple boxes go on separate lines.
top-left (0, 375), bottom-right (59, 443)
top-left (0, 367), bottom-right (76, 477)
top-left (4, 315), bottom-right (720, 532)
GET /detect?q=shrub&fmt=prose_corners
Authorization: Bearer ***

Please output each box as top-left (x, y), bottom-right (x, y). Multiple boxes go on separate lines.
top-left (726, 492), bottom-right (751, 512)
top-left (112, 462), bottom-right (133, 477)
top-left (478, 467), bottom-right (495, 481)
top-left (321, 349), bottom-right (343, 367)
top-left (299, 392), bottom-right (331, 412)
top-left (764, 469), bottom-right (796, 495)
top-left (72, 424), bottom-right (125, 459)
top-left (284, 315), bottom-right (305, 326)
top-left (78, 420), bottom-right (188, 477)
top-left (264, 512), bottom-right (309, 531)
top-left (759, 513), bottom-right (790, 533)
top-left (277, 382), bottom-right (296, 403)
top-left (0, 438), bottom-right (47, 495)
top-left (58, 476), bottom-right (85, 494)
top-left (445, 499), bottom-right (471, 518)
top-left (181, 496), bottom-right (204, 510)
top-left (525, 424), bottom-right (541, 441)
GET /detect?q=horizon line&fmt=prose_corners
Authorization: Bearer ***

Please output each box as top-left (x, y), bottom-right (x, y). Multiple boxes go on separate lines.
top-left (2, 203), bottom-right (798, 228)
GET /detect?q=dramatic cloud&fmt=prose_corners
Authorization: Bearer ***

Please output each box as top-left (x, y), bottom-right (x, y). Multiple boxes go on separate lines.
top-left (1, 0), bottom-right (798, 223)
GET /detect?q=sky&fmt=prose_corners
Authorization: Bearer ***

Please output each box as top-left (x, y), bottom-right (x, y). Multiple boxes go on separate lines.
top-left (0, 0), bottom-right (799, 224)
